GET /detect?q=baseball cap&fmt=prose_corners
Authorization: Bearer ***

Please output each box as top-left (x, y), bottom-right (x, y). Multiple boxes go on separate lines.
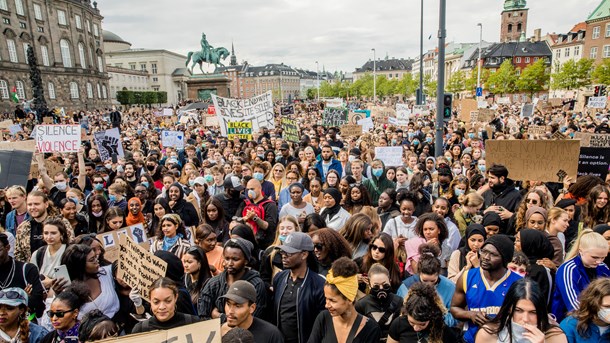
top-left (219, 280), bottom-right (257, 304)
top-left (193, 177), bottom-right (206, 186)
top-left (279, 232), bottom-right (314, 254)
top-left (280, 143), bottom-right (290, 150)
top-left (349, 148), bottom-right (361, 156)
top-left (0, 288), bottom-right (28, 307)
top-left (223, 175), bottom-right (244, 191)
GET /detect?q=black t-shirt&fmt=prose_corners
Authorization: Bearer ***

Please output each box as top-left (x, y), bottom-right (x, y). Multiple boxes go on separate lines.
top-left (355, 294), bottom-right (402, 340)
top-left (131, 312), bottom-right (199, 334)
top-left (307, 311), bottom-right (381, 343)
top-left (388, 316), bottom-right (458, 343)
top-left (279, 277), bottom-right (303, 343)
top-left (49, 187), bottom-right (66, 208)
top-left (248, 317), bottom-right (285, 343)
top-left (29, 219), bottom-right (45, 254)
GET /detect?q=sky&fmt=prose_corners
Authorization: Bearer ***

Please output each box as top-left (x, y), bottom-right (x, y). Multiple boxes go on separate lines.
top-left (100, 0), bottom-right (601, 73)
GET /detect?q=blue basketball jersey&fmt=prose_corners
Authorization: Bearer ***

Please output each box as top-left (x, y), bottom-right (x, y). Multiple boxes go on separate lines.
top-left (463, 267), bottom-right (522, 343)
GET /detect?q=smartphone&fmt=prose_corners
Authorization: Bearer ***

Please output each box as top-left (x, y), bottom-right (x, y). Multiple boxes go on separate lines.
top-left (53, 265), bottom-right (71, 285)
top-left (64, 337), bottom-right (78, 343)
top-left (111, 153), bottom-right (118, 164)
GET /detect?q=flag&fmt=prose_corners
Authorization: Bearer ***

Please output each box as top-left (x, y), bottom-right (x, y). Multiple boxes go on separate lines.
top-left (10, 87), bottom-right (18, 103)
top-left (428, 34), bottom-right (432, 40)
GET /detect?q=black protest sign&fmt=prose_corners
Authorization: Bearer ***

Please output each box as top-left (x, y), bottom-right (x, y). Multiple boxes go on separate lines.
top-left (323, 107), bottom-right (348, 127)
top-left (578, 147), bottom-right (610, 180)
top-left (0, 150), bottom-right (33, 188)
top-left (281, 117), bottom-right (299, 143)
top-left (281, 105), bottom-right (294, 115)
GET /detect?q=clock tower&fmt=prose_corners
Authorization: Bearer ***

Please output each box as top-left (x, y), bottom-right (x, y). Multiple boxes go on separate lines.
top-left (500, 0), bottom-right (528, 42)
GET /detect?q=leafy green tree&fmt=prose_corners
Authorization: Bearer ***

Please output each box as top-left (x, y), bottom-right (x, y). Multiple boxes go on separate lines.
top-left (423, 74), bottom-right (437, 98)
top-left (156, 91), bottom-right (167, 105)
top-left (516, 59), bottom-right (550, 97)
top-left (486, 59), bottom-right (518, 95)
top-left (397, 73), bottom-right (417, 97)
top-left (592, 58), bottom-right (610, 85)
top-left (464, 66), bottom-right (491, 93)
top-left (116, 91), bottom-right (133, 105)
top-left (551, 58), bottom-right (593, 90)
top-left (306, 88), bottom-right (316, 100)
top-left (446, 70), bottom-right (466, 93)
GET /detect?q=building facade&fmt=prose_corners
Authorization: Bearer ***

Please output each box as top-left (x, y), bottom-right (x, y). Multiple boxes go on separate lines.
top-left (0, 0), bottom-right (111, 113)
top-left (583, 0), bottom-right (610, 64)
top-left (500, 0), bottom-right (529, 42)
top-left (353, 57), bottom-right (412, 81)
top-left (106, 66), bottom-right (150, 101)
top-left (239, 63), bottom-right (300, 101)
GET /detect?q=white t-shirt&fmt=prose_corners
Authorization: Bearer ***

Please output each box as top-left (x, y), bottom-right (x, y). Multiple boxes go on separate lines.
top-left (382, 216), bottom-right (418, 239)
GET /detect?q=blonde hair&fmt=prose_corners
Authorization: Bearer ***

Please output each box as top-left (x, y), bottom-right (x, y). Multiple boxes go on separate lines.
top-left (546, 207), bottom-right (567, 230)
top-left (6, 185), bottom-right (26, 197)
top-left (360, 206), bottom-right (381, 235)
top-left (459, 192), bottom-right (484, 207)
top-left (565, 229), bottom-right (608, 261)
top-left (272, 215), bottom-right (301, 246)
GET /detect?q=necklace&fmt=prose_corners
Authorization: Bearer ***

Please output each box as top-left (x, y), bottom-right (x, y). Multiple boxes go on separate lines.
top-left (0, 259), bottom-right (15, 289)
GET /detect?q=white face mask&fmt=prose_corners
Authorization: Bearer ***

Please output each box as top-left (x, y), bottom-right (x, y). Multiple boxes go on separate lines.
top-left (348, 155), bottom-right (356, 162)
top-left (510, 321), bottom-right (528, 342)
top-left (599, 308), bottom-right (610, 324)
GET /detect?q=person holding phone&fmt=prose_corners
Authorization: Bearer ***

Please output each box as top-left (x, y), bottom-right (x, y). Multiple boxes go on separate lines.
top-left (30, 218), bottom-right (71, 290)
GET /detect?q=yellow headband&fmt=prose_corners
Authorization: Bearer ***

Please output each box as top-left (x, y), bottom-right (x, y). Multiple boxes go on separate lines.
top-left (326, 269), bottom-right (358, 302)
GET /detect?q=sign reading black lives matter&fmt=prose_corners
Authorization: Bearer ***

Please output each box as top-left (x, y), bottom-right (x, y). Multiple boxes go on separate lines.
top-left (281, 104), bottom-right (294, 115)
top-left (281, 118), bottom-right (299, 142)
top-left (323, 107), bottom-right (348, 126)
top-left (211, 91), bottom-right (275, 137)
top-left (93, 128), bottom-right (125, 161)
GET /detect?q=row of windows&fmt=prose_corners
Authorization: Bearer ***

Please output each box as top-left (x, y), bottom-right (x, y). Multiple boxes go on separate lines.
top-left (108, 73), bottom-right (148, 83)
top-left (114, 63), bottom-right (158, 74)
top-left (554, 46), bottom-right (581, 59)
top-left (589, 46), bottom-right (610, 59)
top-left (2, 39), bottom-right (103, 72)
top-left (0, 80), bottom-right (107, 101)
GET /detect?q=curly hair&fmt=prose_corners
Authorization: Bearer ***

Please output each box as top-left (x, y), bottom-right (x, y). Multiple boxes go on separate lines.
top-left (403, 282), bottom-right (447, 343)
top-left (78, 309), bottom-right (118, 342)
top-left (309, 228), bottom-right (352, 261)
top-left (417, 243), bottom-right (441, 276)
top-left (54, 281), bottom-right (91, 311)
top-left (567, 175), bottom-right (604, 200)
top-left (515, 189), bottom-right (550, 231)
top-left (326, 257), bottom-right (359, 300)
top-left (414, 213), bottom-right (448, 244)
top-left (574, 278), bottom-right (610, 338)
top-left (343, 184), bottom-right (372, 214)
top-left (339, 213), bottom-right (372, 250)
top-left (61, 244), bottom-right (94, 281)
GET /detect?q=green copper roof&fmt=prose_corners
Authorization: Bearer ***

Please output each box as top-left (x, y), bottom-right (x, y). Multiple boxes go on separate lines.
top-left (504, 0), bottom-right (527, 11)
top-left (588, 0), bottom-right (610, 21)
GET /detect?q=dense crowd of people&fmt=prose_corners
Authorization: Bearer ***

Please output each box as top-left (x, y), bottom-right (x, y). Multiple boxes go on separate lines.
top-left (0, 99), bottom-right (608, 342)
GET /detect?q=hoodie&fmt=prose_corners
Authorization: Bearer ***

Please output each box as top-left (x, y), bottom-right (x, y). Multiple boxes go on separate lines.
top-left (482, 178), bottom-right (522, 214)
top-left (363, 160), bottom-right (396, 204)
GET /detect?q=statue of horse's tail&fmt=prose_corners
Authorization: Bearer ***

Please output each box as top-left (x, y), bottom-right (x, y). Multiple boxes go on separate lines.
top-left (185, 51), bottom-right (193, 67)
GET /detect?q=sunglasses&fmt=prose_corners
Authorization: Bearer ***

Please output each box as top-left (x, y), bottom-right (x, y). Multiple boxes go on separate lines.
top-left (47, 308), bottom-right (76, 318)
top-left (0, 290), bottom-right (25, 301)
top-left (369, 244), bottom-right (387, 254)
top-left (370, 283), bottom-right (391, 291)
top-left (313, 243), bottom-right (325, 251)
top-left (526, 198), bottom-right (539, 205)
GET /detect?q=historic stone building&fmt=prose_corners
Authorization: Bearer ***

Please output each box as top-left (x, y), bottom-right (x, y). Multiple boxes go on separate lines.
top-left (500, 0), bottom-right (529, 42)
top-left (0, 0), bottom-right (111, 114)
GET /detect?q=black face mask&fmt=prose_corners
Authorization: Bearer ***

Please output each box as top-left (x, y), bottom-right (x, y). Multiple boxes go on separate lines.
top-left (370, 283), bottom-right (391, 302)
top-left (146, 165), bottom-right (156, 172)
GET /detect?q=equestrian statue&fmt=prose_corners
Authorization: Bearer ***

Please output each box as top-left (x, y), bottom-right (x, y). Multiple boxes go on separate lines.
top-left (186, 33), bottom-right (230, 73)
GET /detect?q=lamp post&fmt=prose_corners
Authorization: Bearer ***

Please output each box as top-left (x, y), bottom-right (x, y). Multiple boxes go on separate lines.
top-left (434, 0), bottom-right (447, 158)
top-left (477, 23), bottom-right (483, 99)
top-left (418, 0), bottom-right (424, 105)
top-left (316, 61), bottom-right (320, 101)
top-left (372, 48), bottom-right (376, 103)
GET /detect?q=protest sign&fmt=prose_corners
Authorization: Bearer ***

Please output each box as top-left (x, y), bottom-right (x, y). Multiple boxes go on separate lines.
top-left (348, 110), bottom-right (367, 124)
top-left (573, 132), bottom-right (610, 148)
top-left (412, 105), bottom-right (430, 117)
top-left (341, 124), bottom-right (363, 137)
top-left (396, 104), bottom-right (411, 126)
top-left (0, 120), bottom-right (12, 129)
top-left (374, 147), bottom-right (403, 167)
top-left (497, 97), bottom-right (511, 104)
top-left (93, 128), bottom-right (124, 161)
top-left (97, 224), bottom-right (147, 262)
top-left (29, 159), bottom-right (63, 180)
top-left (478, 108), bottom-right (495, 122)
top-left (326, 98), bottom-right (344, 108)
top-left (551, 131), bottom-right (566, 140)
top-left (486, 140), bottom-right (580, 182)
top-left (388, 117), bottom-right (398, 126)
top-left (323, 107), bottom-right (348, 126)
top-left (578, 147), bottom-right (610, 180)
top-left (281, 104), bottom-right (294, 115)
top-left (0, 150), bottom-right (32, 188)
top-left (34, 125), bottom-right (80, 153)
top-left (162, 108), bottom-right (173, 116)
top-left (357, 117), bottom-right (374, 132)
top-left (42, 117), bottom-right (54, 124)
top-left (8, 125), bottom-right (21, 135)
top-left (587, 96), bottom-right (607, 109)
top-left (211, 91), bottom-right (274, 137)
top-left (456, 99), bottom-right (478, 121)
top-left (478, 101), bottom-right (488, 109)
top-left (528, 125), bottom-right (547, 136)
top-left (207, 106), bottom-right (216, 115)
top-left (116, 234), bottom-right (166, 299)
top-left (469, 111), bottom-right (479, 122)
top-left (520, 104), bottom-right (534, 117)
top-left (371, 106), bottom-right (395, 124)
top-left (227, 121), bottom-right (253, 141)
top-left (549, 98), bottom-right (564, 107)
top-left (95, 319), bottom-right (221, 343)
top-left (0, 140), bottom-right (36, 152)
top-left (281, 118), bottom-right (299, 143)
top-left (161, 131), bottom-right (185, 149)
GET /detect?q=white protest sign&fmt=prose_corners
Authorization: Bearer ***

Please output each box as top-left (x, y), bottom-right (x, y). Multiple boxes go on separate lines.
top-left (35, 125), bottom-right (80, 153)
top-left (8, 125), bottom-right (22, 135)
top-left (357, 117), bottom-right (374, 132)
top-left (497, 97), bottom-right (511, 104)
top-left (161, 131), bottom-right (185, 149)
top-left (211, 91), bottom-right (274, 136)
top-left (396, 104), bottom-right (411, 126)
top-left (413, 105), bottom-right (430, 116)
top-left (326, 98), bottom-right (344, 108)
top-left (93, 128), bottom-right (124, 161)
top-left (375, 147), bottom-right (403, 167)
top-left (587, 96), bottom-right (607, 109)
top-left (478, 100), bottom-right (488, 109)
top-left (162, 108), bottom-right (174, 116)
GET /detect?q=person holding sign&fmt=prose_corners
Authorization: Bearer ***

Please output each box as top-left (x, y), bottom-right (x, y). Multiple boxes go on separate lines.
top-left (150, 214), bottom-right (192, 259)
top-left (131, 277), bottom-right (200, 334)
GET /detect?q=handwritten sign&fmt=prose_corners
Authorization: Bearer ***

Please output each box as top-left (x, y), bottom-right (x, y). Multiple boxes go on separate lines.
top-left (162, 108), bottom-right (174, 116)
top-left (371, 106), bottom-right (395, 124)
top-left (396, 104), bottom-right (411, 126)
top-left (35, 125), bottom-right (80, 153)
top-left (211, 91), bottom-right (274, 136)
top-left (348, 111), bottom-right (367, 124)
top-left (341, 124), bottom-right (363, 137)
top-left (323, 107), bottom-right (348, 127)
top-left (551, 131), bottom-right (566, 140)
top-left (587, 96), bottom-right (607, 109)
top-left (497, 97), bottom-right (511, 104)
top-left (116, 234), bottom-right (166, 299)
top-left (227, 121), bottom-right (253, 141)
top-left (95, 319), bottom-right (221, 343)
top-left (521, 104), bottom-right (534, 118)
top-left (357, 117), bottom-right (374, 132)
top-left (486, 140), bottom-right (580, 182)
top-left (281, 104), bottom-right (295, 115)
top-left (374, 146), bottom-right (403, 167)
top-left (161, 131), bottom-right (185, 149)
top-left (97, 224), bottom-right (147, 262)
top-left (456, 99), bottom-right (478, 121)
top-left (528, 125), bottom-right (547, 136)
top-left (412, 105), bottom-right (430, 117)
top-left (0, 140), bottom-right (36, 152)
top-left (281, 118), bottom-right (299, 143)
top-left (478, 108), bottom-right (495, 122)
top-left (326, 98), bottom-right (344, 108)
top-left (469, 111), bottom-right (479, 122)
top-left (573, 132), bottom-right (610, 148)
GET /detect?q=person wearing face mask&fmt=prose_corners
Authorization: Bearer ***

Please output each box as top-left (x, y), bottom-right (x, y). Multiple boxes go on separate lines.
top-left (236, 179), bottom-right (278, 250)
top-left (252, 162), bottom-right (277, 203)
top-left (260, 216), bottom-right (300, 289)
top-left (36, 149), bottom-right (87, 208)
top-left (560, 277), bottom-right (610, 343)
top-left (363, 159), bottom-right (395, 205)
top-left (214, 176), bottom-right (245, 223)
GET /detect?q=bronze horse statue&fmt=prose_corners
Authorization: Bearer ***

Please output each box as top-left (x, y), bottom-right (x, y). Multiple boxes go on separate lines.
top-left (186, 47), bottom-right (230, 73)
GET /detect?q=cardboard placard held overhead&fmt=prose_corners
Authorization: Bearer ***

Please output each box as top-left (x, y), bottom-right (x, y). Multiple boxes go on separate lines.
top-left (0, 120), bottom-right (13, 129)
top-left (340, 124), bottom-right (363, 137)
top-left (456, 99), bottom-right (478, 121)
top-left (116, 234), bottom-right (166, 299)
top-left (478, 108), bottom-right (495, 122)
top-left (0, 140), bottom-right (36, 152)
top-left (374, 146), bottom-right (403, 167)
top-left (469, 111), bottom-right (479, 122)
top-left (549, 98), bottom-right (564, 107)
top-left (322, 107), bottom-right (348, 127)
top-left (573, 132), bottom-right (610, 147)
top-left (528, 125), bottom-right (547, 136)
top-left (485, 140), bottom-right (580, 182)
top-left (42, 117), bottom-right (54, 124)
top-left (551, 131), bottom-right (566, 140)
top-left (97, 223), bottom-right (148, 262)
top-left (34, 125), bottom-right (81, 153)
top-left (281, 118), bottom-right (299, 143)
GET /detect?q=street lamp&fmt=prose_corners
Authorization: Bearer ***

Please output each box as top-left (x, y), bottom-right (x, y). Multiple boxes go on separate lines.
top-left (477, 23), bottom-right (483, 99)
top-left (418, 0), bottom-right (423, 105)
top-left (372, 48), bottom-right (376, 103)
top-left (316, 61), bottom-right (320, 101)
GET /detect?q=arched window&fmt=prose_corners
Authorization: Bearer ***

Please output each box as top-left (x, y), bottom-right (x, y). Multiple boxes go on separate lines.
top-left (86, 82), bottom-right (93, 98)
top-left (48, 82), bottom-right (56, 99)
top-left (41, 45), bottom-right (50, 66)
top-left (78, 43), bottom-right (86, 68)
top-left (0, 80), bottom-right (8, 99)
top-left (70, 82), bottom-right (79, 99)
top-left (517, 23), bottom-right (522, 32)
top-left (102, 84), bottom-right (107, 99)
top-left (60, 39), bottom-right (72, 67)
top-left (15, 81), bottom-right (25, 99)
top-left (97, 55), bottom-right (103, 73)
top-left (508, 24), bottom-right (513, 33)
top-left (96, 83), bottom-right (101, 98)
top-left (7, 39), bottom-right (18, 63)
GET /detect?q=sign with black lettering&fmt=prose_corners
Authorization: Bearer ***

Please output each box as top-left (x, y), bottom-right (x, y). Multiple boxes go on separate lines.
top-left (281, 104), bottom-right (294, 115)
top-left (116, 235), bottom-right (167, 299)
top-left (323, 107), bottom-right (348, 127)
top-left (577, 147), bottom-right (610, 180)
top-left (281, 118), bottom-right (299, 143)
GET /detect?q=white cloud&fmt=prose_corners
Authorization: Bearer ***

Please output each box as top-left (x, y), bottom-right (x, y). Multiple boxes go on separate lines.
top-left (100, 0), bottom-right (601, 72)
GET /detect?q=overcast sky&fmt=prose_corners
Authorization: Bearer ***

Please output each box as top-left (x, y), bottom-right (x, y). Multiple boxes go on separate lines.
top-left (100, 0), bottom-right (601, 73)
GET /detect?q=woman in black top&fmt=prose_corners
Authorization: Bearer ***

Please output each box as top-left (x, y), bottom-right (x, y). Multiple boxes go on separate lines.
top-left (168, 182), bottom-right (200, 228)
top-left (131, 277), bottom-right (200, 333)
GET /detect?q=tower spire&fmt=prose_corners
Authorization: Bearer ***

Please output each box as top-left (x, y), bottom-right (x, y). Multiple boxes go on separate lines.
top-left (230, 41), bottom-right (237, 66)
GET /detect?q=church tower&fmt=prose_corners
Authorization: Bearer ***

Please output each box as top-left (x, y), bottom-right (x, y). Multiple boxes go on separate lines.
top-left (230, 42), bottom-right (237, 66)
top-left (500, 0), bottom-right (528, 42)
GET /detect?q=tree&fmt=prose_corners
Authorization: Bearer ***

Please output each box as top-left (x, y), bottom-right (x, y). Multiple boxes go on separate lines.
top-left (592, 58), bottom-right (610, 85)
top-left (551, 58), bottom-right (593, 90)
top-left (446, 70), bottom-right (466, 94)
top-left (516, 59), bottom-right (550, 97)
top-left (423, 74), bottom-right (437, 99)
top-left (306, 88), bottom-right (316, 100)
top-left (464, 66), bottom-right (491, 93)
top-left (486, 59), bottom-right (518, 95)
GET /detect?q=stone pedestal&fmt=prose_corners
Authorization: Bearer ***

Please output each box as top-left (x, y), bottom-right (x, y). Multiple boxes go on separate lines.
top-left (186, 74), bottom-right (231, 101)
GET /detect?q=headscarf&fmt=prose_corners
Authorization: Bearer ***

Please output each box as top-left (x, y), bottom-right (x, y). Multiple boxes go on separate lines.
top-left (458, 224), bottom-right (487, 270)
top-left (125, 197), bottom-right (146, 226)
top-left (525, 206), bottom-right (547, 222)
top-left (326, 269), bottom-right (358, 302)
top-left (320, 188), bottom-right (343, 221)
top-left (519, 229), bottom-right (554, 262)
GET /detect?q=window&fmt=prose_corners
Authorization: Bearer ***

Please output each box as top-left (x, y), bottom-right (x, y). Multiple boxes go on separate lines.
top-left (152, 77), bottom-right (158, 82)
top-left (508, 24), bottom-right (513, 33)
top-left (75, 15), bottom-right (81, 29)
top-left (0, 0), bottom-right (7, 11)
top-left (22, 43), bottom-right (28, 63)
top-left (60, 39), bottom-right (71, 67)
top-left (96, 83), bottom-right (101, 98)
top-left (88, 46), bottom-right (93, 68)
top-left (555, 49), bottom-right (561, 59)
top-left (525, 57), bottom-right (530, 63)
top-left (516, 57), bottom-right (521, 63)
top-left (19, 22), bottom-right (25, 28)
top-left (591, 47), bottom-right (598, 59)
top-left (565, 48), bottom-right (570, 57)
top-left (86, 82), bottom-right (93, 98)
top-left (0, 80), bottom-right (7, 99)
top-left (102, 85), bottom-right (107, 99)
top-left (57, 10), bottom-right (66, 25)
top-left (93, 24), bottom-right (99, 37)
top-left (140, 63), bottom-right (146, 71)
top-left (15, 81), bottom-right (24, 99)
top-left (48, 82), bottom-right (55, 99)
top-left (14, 0), bottom-right (24, 16)
top-left (97, 56), bottom-right (103, 72)
top-left (2, 18), bottom-right (9, 24)
top-left (604, 45), bottom-right (610, 58)
top-left (70, 82), bottom-right (79, 98)
top-left (151, 63), bottom-right (157, 74)
top-left (593, 26), bottom-right (600, 39)
top-left (78, 43), bottom-right (86, 68)
top-left (606, 24), bottom-right (610, 37)
top-left (33, 3), bottom-right (42, 20)
top-left (86, 19), bottom-right (90, 32)
top-left (574, 46), bottom-right (580, 56)
top-left (7, 39), bottom-right (18, 62)
top-left (37, 27), bottom-right (43, 32)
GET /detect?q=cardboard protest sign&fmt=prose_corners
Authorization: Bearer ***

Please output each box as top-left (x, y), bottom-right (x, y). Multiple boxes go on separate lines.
top-left (97, 224), bottom-right (148, 262)
top-left (95, 319), bottom-right (221, 343)
top-left (388, 117), bottom-right (398, 126)
top-left (478, 108), bottom-right (495, 122)
top-left (93, 128), bottom-right (124, 161)
top-left (0, 140), bottom-right (36, 152)
top-left (549, 98), bottom-right (564, 107)
top-left (0, 150), bottom-right (33, 188)
top-left (520, 104), bottom-right (534, 118)
top-left (587, 96), bottom-right (607, 109)
top-left (0, 120), bottom-right (13, 129)
top-left (211, 91), bottom-right (274, 137)
top-left (456, 99), bottom-right (478, 121)
top-left (323, 107), bottom-right (348, 127)
top-left (42, 117), bottom-right (53, 124)
top-left (281, 104), bottom-right (294, 115)
top-left (348, 110), bottom-right (367, 124)
top-left (374, 147), bottom-right (403, 167)
top-left (396, 104), bottom-right (411, 126)
top-left (371, 106), bottom-right (395, 124)
top-left (528, 126), bottom-right (547, 136)
top-left (29, 159), bottom-right (63, 180)
top-left (341, 124), bottom-right (363, 137)
top-left (162, 108), bottom-right (173, 116)
top-left (34, 125), bottom-right (80, 153)
top-left (551, 131), bottom-right (566, 140)
top-left (227, 122), bottom-right (253, 141)
top-left (573, 132), bottom-right (610, 148)
top-left (357, 117), bottom-right (374, 132)
top-left (486, 140), bottom-right (580, 182)
top-left (116, 234), bottom-right (166, 299)
top-left (207, 106), bottom-right (216, 115)
top-left (469, 111), bottom-right (479, 122)
top-left (578, 147), bottom-right (610, 180)
top-left (161, 131), bottom-right (185, 149)
top-left (281, 118), bottom-right (299, 143)
top-left (412, 105), bottom-right (430, 117)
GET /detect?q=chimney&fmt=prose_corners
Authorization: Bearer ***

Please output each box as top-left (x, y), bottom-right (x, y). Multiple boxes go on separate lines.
top-left (534, 28), bottom-right (541, 42)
